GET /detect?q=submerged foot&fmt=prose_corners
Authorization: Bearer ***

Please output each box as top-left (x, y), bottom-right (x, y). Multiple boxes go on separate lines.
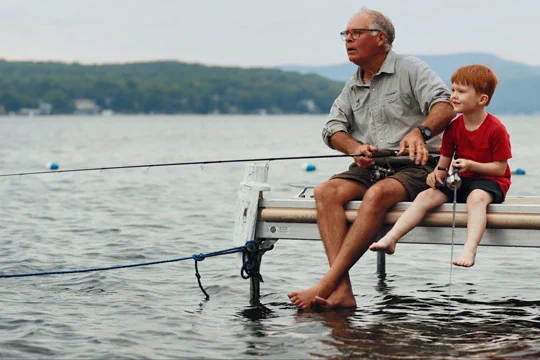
top-left (287, 286), bottom-right (322, 310)
top-left (452, 249), bottom-right (476, 267)
top-left (369, 236), bottom-right (397, 254)
top-left (312, 288), bottom-right (357, 309)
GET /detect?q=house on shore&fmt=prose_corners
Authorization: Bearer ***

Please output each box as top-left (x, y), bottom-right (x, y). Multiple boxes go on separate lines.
top-left (74, 99), bottom-right (100, 115)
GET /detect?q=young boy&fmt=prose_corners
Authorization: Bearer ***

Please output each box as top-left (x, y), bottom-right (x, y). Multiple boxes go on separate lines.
top-left (369, 64), bottom-right (511, 267)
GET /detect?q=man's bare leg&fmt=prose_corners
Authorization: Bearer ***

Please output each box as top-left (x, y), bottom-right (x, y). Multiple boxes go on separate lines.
top-left (453, 190), bottom-right (492, 267)
top-left (288, 179), bottom-right (365, 309)
top-left (290, 179), bottom-right (408, 309)
top-left (314, 179), bottom-right (366, 308)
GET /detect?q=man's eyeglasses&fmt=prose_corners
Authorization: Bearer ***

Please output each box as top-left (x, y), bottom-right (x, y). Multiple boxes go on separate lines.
top-left (340, 29), bottom-right (381, 41)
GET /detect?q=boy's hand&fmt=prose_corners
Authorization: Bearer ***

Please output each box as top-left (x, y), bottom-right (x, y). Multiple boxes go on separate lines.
top-left (453, 158), bottom-right (473, 173)
top-left (427, 169), bottom-right (446, 188)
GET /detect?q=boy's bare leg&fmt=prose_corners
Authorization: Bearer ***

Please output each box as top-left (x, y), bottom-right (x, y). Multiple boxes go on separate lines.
top-left (289, 178), bottom-right (407, 309)
top-left (288, 179), bottom-right (365, 309)
top-left (453, 189), bottom-right (492, 267)
top-left (370, 188), bottom-right (447, 254)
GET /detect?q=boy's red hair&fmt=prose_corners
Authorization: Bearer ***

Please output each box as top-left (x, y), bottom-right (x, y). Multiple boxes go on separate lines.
top-left (451, 64), bottom-right (498, 105)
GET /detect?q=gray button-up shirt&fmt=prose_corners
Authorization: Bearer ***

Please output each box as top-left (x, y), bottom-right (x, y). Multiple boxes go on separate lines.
top-left (323, 51), bottom-right (451, 151)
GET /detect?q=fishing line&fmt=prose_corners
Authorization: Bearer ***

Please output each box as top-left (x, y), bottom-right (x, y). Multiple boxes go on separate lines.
top-left (0, 150), bottom-right (418, 178)
top-left (447, 182), bottom-right (457, 313)
top-left (446, 151), bottom-right (461, 318)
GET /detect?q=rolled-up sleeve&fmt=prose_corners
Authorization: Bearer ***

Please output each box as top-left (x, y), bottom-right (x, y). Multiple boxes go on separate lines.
top-left (407, 57), bottom-right (451, 115)
top-left (322, 89), bottom-right (352, 149)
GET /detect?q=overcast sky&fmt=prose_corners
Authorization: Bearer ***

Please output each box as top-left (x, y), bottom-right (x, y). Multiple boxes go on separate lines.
top-left (1, 0), bottom-right (539, 67)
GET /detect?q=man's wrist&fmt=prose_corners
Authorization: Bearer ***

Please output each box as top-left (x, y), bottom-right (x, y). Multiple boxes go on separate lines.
top-left (418, 125), bottom-right (433, 141)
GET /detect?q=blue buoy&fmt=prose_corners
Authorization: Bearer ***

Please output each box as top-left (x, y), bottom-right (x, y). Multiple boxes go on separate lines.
top-left (302, 163), bottom-right (316, 172)
top-left (47, 162), bottom-right (59, 170)
top-left (512, 168), bottom-right (526, 175)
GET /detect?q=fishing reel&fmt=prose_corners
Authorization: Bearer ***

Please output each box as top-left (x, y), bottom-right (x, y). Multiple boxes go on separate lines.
top-left (446, 171), bottom-right (462, 190)
top-left (370, 165), bottom-right (395, 182)
top-left (441, 150), bottom-right (462, 191)
top-left (446, 149), bottom-right (462, 191)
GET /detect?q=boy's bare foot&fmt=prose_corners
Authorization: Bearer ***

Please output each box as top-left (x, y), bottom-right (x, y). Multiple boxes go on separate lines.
top-left (452, 249), bottom-right (476, 267)
top-left (312, 291), bottom-right (357, 309)
top-left (288, 285), bottom-right (322, 309)
top-left (369, 236), bottom-right (397, 254)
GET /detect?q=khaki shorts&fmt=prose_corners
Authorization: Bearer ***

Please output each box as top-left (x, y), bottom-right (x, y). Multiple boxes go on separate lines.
top-left (330, 157), bottom-right (438, 201)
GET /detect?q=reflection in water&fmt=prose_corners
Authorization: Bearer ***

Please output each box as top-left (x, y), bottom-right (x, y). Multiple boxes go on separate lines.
top-left (291, 278), bottom-right (540, 359)
top-left (238, 300), bottom-right (275, 322)
top-left (237, 300), bottom-right (278, 357)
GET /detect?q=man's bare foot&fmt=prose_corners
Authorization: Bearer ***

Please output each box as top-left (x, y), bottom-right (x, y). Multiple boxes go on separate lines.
top-left (312, 290), bottom-right (357, 309)
top-left (288, 285), bottom-right (322, 309)
top-left (369, 235), bottom-right (397, 254)
top-left (452, 248), bottom-right (476, 267)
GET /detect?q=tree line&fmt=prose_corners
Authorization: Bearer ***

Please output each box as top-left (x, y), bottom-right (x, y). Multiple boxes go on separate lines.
top-left (0, 60), bottom-right (344, 115)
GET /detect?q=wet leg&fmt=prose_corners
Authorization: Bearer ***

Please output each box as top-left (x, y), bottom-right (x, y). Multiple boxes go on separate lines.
top-left (288, 179), bottom-right (364, 309)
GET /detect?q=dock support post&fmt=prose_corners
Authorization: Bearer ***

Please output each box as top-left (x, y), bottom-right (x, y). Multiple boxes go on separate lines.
top-left (377, 251), bottom-right (386, 277)
top-left (248, 239), bottom-right (276, 304)
top-left (233, 163), bottom-right (271, 303)
top-left (250, 275), bottom-right (260, 303)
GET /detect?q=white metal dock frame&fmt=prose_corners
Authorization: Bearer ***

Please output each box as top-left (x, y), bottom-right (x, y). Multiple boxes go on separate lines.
top-left (233, 164), bottom-right (540, 303)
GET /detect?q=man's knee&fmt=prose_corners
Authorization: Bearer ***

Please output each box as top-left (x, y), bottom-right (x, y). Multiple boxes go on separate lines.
top-left (314, 180), bottom-right (361, 205)
top-left (314, 182), bottom-right (339, 203)
top-left (362, 182), bottom-right (404, 209)
top-left (362, 186), bottom-right (386, 207)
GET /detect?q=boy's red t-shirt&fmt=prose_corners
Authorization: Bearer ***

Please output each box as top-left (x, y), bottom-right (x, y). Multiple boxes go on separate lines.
top-left (440, 113), bottom-right (512, 196)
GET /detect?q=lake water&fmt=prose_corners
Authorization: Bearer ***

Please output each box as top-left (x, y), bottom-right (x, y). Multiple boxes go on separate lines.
top-left (0, 114), bottom-right (539, 359)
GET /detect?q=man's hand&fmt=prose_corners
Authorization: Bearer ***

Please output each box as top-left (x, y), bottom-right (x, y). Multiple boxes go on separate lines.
top-left (353, 144), bottom-right (378, 168)
top-left (398, 128), bottom-right (429, 165)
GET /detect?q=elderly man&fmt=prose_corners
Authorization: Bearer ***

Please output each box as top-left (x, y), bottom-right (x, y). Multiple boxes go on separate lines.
top-left (288, 8), bottom-right (455, 309)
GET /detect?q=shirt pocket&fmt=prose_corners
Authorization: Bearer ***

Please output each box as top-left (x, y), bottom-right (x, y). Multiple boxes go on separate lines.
top-left (382, 92), bottom-right (405, 119)
top-left (386, 93), bottom-right (399, 104)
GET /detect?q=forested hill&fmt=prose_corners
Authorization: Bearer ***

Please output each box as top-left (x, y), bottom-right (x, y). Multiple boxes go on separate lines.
top-left (280, 53), bottom-right (540, 115)
top-left (2, 53), bottom-right (539, 116)
top-left (0, 60), bottom-right (343, 115)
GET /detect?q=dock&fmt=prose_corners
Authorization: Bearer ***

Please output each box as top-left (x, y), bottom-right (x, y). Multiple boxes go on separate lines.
top-left (233, 164), bottom-right (540, 302)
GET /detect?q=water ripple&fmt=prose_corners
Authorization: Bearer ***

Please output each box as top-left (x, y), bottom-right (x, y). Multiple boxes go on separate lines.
top-left (0, 115), bottom-right (539, 358)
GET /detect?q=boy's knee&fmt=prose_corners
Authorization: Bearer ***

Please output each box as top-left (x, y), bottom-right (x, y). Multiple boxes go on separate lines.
top-left (467, 190), bottom-right (492, 205)
top-left (415, 189), bottom-right (431, 201)
top-left (418, 188), bottom-right (440, 201)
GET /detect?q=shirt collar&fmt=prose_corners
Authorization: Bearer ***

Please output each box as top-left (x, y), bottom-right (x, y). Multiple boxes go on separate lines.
top-left (378, 50), bottom-right (396, 75)
top-left (352, 50), bottom-right (396, 86)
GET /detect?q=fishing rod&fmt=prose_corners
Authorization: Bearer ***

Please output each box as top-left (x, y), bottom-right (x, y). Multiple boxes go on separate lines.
top-left (0, 150), bottom-right (430, 178)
